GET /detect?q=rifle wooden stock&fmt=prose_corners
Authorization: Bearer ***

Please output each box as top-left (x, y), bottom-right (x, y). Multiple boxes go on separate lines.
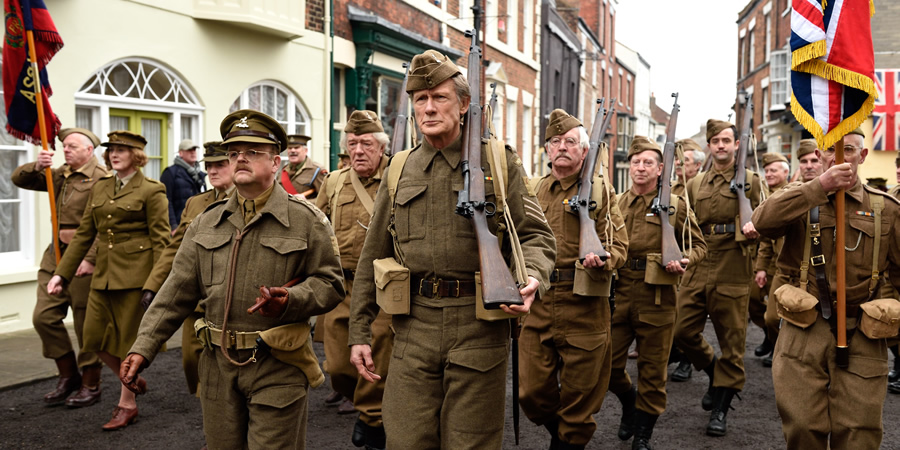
top-left (733, 95), bottom-right (754, 231)
top-left (388, 62), bottom-right (411, 157)
top-left (571, 99), bottom-right (613, 262)
top-left (457, 30), bottom-right (521, 309)
top-left (653, 93), bottom-right (682, 266)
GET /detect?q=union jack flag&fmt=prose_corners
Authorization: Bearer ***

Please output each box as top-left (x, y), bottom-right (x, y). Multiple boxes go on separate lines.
top-left (790, 0), bottom-right (876, 150)
top-left (873, 70), bottom-right (900, 151)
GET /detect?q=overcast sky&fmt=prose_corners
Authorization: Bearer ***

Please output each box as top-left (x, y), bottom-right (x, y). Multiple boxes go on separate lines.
top-left (616, 0), bottom-right (755, 138)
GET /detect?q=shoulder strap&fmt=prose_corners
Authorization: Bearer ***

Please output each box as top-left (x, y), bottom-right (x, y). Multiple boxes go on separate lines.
top-left (485, 140), bottom-right (510, 214)
top-left (870, 194), bottom-right (884, 294)
top-left (387, 150), bottom-right (413, 205)
top-left (326, 170), bottom-right (349, 220)
top-left (527, 176), bottom-right (544, 195)
top-left (689, 175), bottom-right (701, 206)
top-left (349, 170), bottom-right (375, 216)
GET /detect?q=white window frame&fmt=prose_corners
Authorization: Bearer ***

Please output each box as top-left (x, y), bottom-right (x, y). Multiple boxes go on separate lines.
top-left (231, 80), bottom-right (310, 137)
top-left (523, 0), bottom-right (533, 57)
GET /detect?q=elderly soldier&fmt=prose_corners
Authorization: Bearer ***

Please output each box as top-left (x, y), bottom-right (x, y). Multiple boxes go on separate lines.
top-left (672, 119), bottom-right (763, 436)
top-left (120, 110), bottom-right (344, 449)
top-left (610, 137), bottom-right (706, 450)
top-left (140, 141), bottom-right (234, 394)
top-left (160, 139), bottom-right (206, 229)
top-left (315, 110), bottom-right (392, 449)
top-left (348, 50), bottom-right (556, 449)
top-left (750, 153), bottom-right (790, 364)
top-left (753, 128), bottom-right (900, 449)
top-left (281, 134), bottom-right (327, 200)
top-left (519, 109), bottom-right (627, 449)
top-left (12, 128), bottom-right (107, 407)
top-left (671, 138), bottom-right (705, 198)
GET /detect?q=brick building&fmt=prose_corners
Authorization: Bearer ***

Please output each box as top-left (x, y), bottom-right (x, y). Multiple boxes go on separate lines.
top-left (331, 0), bottom-right (543, 174)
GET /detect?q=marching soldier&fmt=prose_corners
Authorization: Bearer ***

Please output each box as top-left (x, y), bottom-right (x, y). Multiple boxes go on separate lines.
top-left (750, 152), bottom-right (790, 365)
top-left (671, 138), bottom-right (705, 198)
top-left (348, 49), bottom-right (556, 449)
top-left (140, 141), bottom-right (234, 394)
top-left (11, 128), bottom-right (107, 407)
top-left (519, 109), bottom-right (628, 449)
top-left (120, 110), bottom-right (344, 448)
top-left (753, 128), bottom-right (900, 449)
top-left (672, 119), bottom-right (763, 436)
top-left (610, 136), bottom-right (706, 450)
top-left (280, 134), bottom-right (327, 200)
top-left (315, 110), bottom-right (392, 450)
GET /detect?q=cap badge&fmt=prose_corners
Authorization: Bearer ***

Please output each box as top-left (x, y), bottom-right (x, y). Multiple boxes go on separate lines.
top-left (236, 117), bottom-right (250, 128)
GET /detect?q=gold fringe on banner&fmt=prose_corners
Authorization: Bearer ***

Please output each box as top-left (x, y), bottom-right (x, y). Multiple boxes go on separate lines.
top-left (791, 40), bottom-right (826, 69)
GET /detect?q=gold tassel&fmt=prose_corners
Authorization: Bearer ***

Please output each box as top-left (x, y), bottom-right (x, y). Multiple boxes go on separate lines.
top-left (871, 0), bottom-right (875, 17)
top-left (791, 40), bottom-right (826, 68)
top-left (821, 0), bottom-right (827, 10)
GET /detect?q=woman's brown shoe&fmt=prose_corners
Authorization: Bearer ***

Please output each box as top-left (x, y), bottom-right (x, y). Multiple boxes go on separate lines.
top-left (102, 406), bottom-right (138, 431)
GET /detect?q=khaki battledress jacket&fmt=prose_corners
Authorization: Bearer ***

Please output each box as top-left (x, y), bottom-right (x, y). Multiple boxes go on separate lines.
top-left (348, 136), bottom-right (556, 449)
top-left (753, 178), bottom-right (900, 450)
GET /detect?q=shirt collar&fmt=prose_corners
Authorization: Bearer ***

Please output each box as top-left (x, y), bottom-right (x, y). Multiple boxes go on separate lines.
top-left (420, 134), bottom-right (463, 170)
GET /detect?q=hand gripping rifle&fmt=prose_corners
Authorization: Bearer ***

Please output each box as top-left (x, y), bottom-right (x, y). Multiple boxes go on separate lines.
top-left (569, 99), bottom-right (615, 262)
top-left (731, 94), bottom-right (754, 232)
top-left (388, 62), bottom-right (410, 157)
top-left (650, 93), bottom-right (682, 267)
top-left (456, 30), bottom-right (522, 309)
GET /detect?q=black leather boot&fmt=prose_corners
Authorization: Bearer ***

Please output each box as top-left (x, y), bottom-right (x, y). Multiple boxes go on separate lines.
top-left (632, 410), bottom-right (659, 450)
top-left (544, 419), bottom-right (560, 450)
top-left (615, 386), bottom-right (637, 440)
top-left (671, 353), bottom-right (693, 382)
top-left (701, 357), bottom-right (717, 411)
top-left (706, 387), bottom-right (738, 437)
top-left (754, 332), bottom-right (773, 357)
top-left (351, 418), bottom-right (385, 449)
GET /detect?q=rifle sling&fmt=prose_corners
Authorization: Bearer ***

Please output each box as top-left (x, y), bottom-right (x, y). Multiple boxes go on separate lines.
top-left (808, 206), bottom-right (833, 320)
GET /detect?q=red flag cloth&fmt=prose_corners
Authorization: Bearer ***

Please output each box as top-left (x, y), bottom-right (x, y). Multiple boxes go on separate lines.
top-left (790, 0), bottom-right (876, 150)
top-left (2, 0), bottom-right (63, 148)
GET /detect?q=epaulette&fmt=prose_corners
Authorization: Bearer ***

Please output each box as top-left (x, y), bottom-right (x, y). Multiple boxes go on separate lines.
top-left (100, 173), bottom-right (115, 179)
top-left (144, 176), bottom-right (163, 185)
top-left (864, 184), bottom-right (900, 206)
top-left (290, 195), bottom-right (331, 225)
top-left (201, 197), bottom-right (229, 214)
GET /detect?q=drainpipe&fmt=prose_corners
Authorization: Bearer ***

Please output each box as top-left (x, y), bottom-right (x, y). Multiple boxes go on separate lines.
top-left (324, 0), bottom-right (334, 169)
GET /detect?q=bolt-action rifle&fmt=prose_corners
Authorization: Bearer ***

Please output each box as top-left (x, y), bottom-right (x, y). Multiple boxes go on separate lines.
top-left (650, 93), bottom-right (682, 266)
top-left (732, 94), bottom-right (754, 232)
top-left (388, 62), bottom-right (410, 157)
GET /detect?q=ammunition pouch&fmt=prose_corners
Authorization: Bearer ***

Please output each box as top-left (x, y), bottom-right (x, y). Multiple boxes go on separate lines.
top-left (859, 298), bottom-right (900, 340)
top-left (573, 260), bottom-right (611, 297)
top-left (644, 253), bottom-right (678, 286)
top-left (374, 257), bottom-right (410, 315)
top-left (774, 284), bottom-right (819, 329)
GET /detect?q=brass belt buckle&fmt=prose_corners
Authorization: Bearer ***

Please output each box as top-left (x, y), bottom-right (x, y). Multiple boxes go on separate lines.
top-left (228, 330), bottom-right (237, 349)
top-left (810, 255), bottom-right (826, 266)
top-left (433, 278), bottom-right (442, 299)
top-left (451, 280), bottom-right (460, 297)
top-left (418, 278), bottom-right (426, 297)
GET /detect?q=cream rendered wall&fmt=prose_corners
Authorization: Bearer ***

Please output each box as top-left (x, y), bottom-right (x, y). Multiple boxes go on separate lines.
top-left (0, 0), bottom-right (328, 333)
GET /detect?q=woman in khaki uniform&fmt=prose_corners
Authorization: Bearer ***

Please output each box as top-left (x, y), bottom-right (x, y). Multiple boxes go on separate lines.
top-left (48, 130), bottom-right (170, 431)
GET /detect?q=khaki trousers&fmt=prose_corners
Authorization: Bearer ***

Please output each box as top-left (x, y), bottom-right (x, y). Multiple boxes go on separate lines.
top-left (773, 315), bottom-right (887, 450)
top-left (324, 280), bottom-right (393, 426)
top-left (384, 301), bottom-right (509, 450)
top-left (748, 278), bottom-right (769, 331)
top-left (33, 246), bottom-right (99, 368)
top-left (608, 270), bottom-right (676, 415)
top-left (519, 284), bottom-right (611, 446)
top-left (200, 347), bottom-right (309, 450)
top-left (674, 255), bottom-right (750, 391)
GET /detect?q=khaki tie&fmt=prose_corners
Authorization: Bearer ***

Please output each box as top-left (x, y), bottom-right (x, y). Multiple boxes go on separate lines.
top-left (243, 199), bottom-right (256, 224)
top-left (115, 179), bottom-right (123, 193)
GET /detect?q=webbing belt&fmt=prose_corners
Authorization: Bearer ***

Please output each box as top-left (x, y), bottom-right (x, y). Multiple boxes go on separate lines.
top-left (809, 206), bottom-right (833, 320)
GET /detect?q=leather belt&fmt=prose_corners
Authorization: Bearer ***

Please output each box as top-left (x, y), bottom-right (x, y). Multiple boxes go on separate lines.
top-left (411, 275), bottom-right (477, 298)
top-left (106, 231), bottom-right (149, 244)
top-left (549, 268), bottom-right (576, 282)
top-left (703, 223), bottom-right (735, 235)
top-left (626, 258), bottom-right (647, 270)
top-left (343, 269), bottom-right (355, 281)
top-left (809, 206), bottom-right (833, 319)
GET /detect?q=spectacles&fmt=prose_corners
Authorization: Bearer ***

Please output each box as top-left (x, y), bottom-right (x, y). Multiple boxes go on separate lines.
top-left (823, 145), bottom-right (862, 155)
top-left (548, 137), bottom-right (580, 149)
top-left (227, 149), bottom-right (274, 161)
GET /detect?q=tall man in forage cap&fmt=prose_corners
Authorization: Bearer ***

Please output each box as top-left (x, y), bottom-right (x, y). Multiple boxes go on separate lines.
top-left (753, 128), bottom-right (900, 449)
top-left (12, 128), bottom-right (108, 408)
top-left (139, 141), bottom-right (235, 395)
top-left (749, 152), bottom-right (791, 366)
top-left (672, 119), bottom-right (764, 437)
top-left (160, 139), bottom-right (206, 229)
top-left (281, 134), bottom-right (327, 200)
top-left (671, 138), bottom-right (706, 198)
top-left (518, 109), bottom-right (628, 449)
top-left (348, 49), bottom-right (556, 449)
top-left (120, 110), bottom-right (344, 449)
top-left (316, 110), bottom-right (393, 450)
top-left (609, 137), bottom-right (706, 450)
